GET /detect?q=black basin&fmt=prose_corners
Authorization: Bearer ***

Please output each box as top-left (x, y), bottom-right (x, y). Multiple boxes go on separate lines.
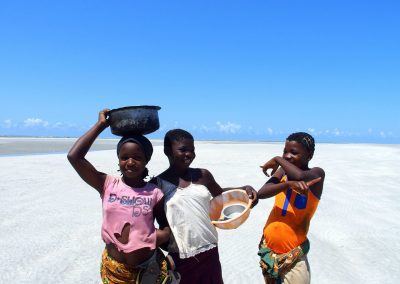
top-left (108, 105), bottom-right (161, 136)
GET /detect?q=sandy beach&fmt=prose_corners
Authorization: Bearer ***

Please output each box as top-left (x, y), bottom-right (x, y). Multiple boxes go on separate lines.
top-left (1, 139), bottom-right (399, 283)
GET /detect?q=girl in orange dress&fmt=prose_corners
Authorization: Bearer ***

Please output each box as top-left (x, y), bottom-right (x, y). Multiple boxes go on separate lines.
top-left (258, 132), bottom-right (325, 284)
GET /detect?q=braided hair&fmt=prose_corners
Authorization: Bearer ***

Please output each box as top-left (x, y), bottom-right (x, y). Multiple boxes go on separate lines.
top-left (286, 132), bottom-right (315, 157)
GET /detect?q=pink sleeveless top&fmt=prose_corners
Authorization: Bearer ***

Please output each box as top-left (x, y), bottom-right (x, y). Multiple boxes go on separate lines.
top-left (101, 175), bottom-right (163, 253)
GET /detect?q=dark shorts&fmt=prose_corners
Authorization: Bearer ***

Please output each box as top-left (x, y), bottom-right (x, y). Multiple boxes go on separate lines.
top-left (169, 247), bottom-right (224, 284)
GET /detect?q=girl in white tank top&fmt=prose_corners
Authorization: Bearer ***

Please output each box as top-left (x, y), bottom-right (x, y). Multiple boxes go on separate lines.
top-left (153, 129), bottom-right (258, 284)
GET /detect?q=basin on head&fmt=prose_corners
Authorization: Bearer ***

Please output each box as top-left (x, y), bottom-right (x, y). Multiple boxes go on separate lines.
top-left (108, 105), bottom-right (161, 136)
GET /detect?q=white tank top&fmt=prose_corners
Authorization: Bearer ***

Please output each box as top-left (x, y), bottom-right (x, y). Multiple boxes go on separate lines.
top-left (156, 177), bottom-right (218, 258)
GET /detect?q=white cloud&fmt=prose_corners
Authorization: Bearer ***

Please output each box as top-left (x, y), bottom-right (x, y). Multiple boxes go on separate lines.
top-left (266, 128), bottom-right (273, 135)
top-left (2, 119), bottom-right (13, 128)
top-left (53, 122), bottom-right (64, 128)
top-left (51, 122), bottom-right (78, 129)
top-left (216, 121), bottom-right (241, 134)
top-left (333, 128), bottom-right (343, 136)
top-left (200, 125), bottom-right (213, 132)
top-left (23, 118), bottom-right (49, 128)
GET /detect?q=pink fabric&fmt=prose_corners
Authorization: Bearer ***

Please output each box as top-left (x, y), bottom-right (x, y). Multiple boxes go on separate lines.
top-left (101, 175), bottom-right (163, 253)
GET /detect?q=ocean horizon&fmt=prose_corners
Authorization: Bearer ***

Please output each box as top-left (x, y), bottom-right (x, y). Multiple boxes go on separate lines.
top-left (1, 136), bottom-right (399, 156)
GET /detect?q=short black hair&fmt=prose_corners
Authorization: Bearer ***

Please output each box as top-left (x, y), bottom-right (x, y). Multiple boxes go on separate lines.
top-left (286, 132), bottom-right (315, 156)
top-left (164, 129), bottom-right (194, 149)
top-left (117, 135), bottom-right (153, 162)
top-left (116, 135), bottom-right (152, 179)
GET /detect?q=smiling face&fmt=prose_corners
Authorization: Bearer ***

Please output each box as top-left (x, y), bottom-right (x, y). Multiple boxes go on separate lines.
top-left (118, 142), bottom-right (147, 180)
top-left (167, 138), bottom-right (196, 171)
top-left (282, 140), bottom-right (311, 169)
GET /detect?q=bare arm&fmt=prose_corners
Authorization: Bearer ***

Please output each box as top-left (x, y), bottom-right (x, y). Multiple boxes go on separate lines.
top-left (259, 160), bottom-right (325, 199)
top-left (201, 169), bottom-right (223, 197)
top-left (222, 185), bottom-right (259, 208)
top-left (67, 109), bottom-right (109, 194)
top-left (202, 169), bottom-right (259, 207)
top-left (257, 167), bottom-right (285, 199)
top-left (261, 156), bottom-right (312, 180)
top-left (154, 197), bottom-right (171, 247)
top-left (258, 171), bottom-right (322, 199)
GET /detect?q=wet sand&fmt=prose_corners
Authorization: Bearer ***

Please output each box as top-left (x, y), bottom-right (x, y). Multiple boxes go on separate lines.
top-left (0, 137), bottom-right (163, 156)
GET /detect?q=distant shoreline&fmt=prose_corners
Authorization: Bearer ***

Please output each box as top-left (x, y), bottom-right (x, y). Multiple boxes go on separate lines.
top-left (0, 137), bottom-right (277, 156)
top-left (1, 136), bottom-right (399, 156)
top-left (1, 135), bottom-right (398, 145)
top-left (0, 137), bottom-right (118, 156)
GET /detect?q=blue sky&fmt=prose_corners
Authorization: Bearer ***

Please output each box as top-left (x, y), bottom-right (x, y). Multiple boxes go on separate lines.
top-left (1, 0), bottom-right (399, 143)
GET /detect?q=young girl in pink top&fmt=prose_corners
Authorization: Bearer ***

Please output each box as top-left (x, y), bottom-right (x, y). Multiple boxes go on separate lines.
top-left (68, 109), bottom-right (172, 284)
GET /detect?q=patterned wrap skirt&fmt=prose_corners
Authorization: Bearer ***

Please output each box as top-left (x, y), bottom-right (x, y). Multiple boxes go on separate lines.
top-left (100, 248), bottom-right (170, 284)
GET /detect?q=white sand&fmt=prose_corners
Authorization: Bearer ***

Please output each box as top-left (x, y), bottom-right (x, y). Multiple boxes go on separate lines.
top-left (1, 142), bottom-right (399, 283)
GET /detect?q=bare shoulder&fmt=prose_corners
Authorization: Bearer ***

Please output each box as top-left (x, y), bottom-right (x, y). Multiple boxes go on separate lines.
top-left (308, 167), bottom-right (325, 199)
top-left (199, 167), bottom-right (213, 176)
top-left (193, 168), bottom-right (222, 197)
top-left (191, 168), bottom-right (213, 182)
top-left (310, 167), bottom-right (325, 179)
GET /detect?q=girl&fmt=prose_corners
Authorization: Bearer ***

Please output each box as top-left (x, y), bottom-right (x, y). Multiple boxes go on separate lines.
top-left (152, 129), bottom-right (258, 284)
top-left (257, 132), bottom-right (325, 284)
top-left (67, 109), bottom-right (171, 284)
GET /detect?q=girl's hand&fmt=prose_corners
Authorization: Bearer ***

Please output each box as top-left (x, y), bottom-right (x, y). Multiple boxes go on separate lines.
top-left (244, 185), bottom-right (259, 208)
top-left (260, 157), bottom-right (279, 177)
top-left (98, 109), bottom-right (110, 127)
top-left (288, 177), bottom-right (322, 195)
